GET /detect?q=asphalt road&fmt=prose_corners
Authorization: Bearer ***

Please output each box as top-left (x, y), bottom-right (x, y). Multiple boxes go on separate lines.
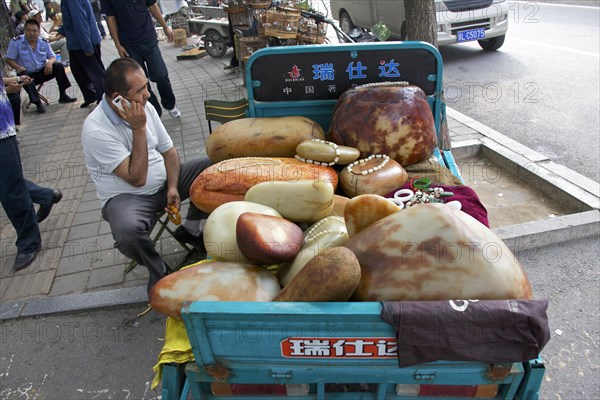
top-left (1, 235), bottom-right (598, 400)
top-left (441, 1), bottom-right (600, 183)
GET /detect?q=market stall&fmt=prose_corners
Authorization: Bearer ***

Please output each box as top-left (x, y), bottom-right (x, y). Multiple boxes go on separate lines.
top-left (151, 41), bottom-right (549, 399)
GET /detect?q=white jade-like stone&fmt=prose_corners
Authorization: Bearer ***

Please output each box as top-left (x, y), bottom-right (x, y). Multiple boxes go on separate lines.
top-left (245, 180), bottom-right (335, 223)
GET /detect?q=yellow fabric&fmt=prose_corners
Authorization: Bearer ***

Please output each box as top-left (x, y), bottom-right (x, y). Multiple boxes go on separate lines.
top-left (151, 259), bottom-right (214, 389)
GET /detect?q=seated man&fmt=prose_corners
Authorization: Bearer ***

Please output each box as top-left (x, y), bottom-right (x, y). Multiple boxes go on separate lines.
top-left (6, 18), bottom-right (76, 114)
top-left (82, 58), bottom-right (209, 292)
top-left (29, 8), bottom-right (69, 66)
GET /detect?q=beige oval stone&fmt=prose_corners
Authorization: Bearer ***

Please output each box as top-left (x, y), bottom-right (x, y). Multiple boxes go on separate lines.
top-left (344, 194), bottom-right (401, 237)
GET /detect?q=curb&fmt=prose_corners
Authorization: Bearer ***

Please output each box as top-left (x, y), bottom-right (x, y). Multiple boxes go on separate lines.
top-left (0, 286), bottom-right (148, 321)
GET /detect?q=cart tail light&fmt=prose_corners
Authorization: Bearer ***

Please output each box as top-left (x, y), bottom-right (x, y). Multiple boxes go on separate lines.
top-left (396, 383), bottom-right (498, 397)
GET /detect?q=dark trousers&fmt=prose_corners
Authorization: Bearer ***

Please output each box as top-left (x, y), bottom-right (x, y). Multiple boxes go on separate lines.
top-left (101, 157), bottom-right (211, 291)
top-left (69, 44), bottom-right (106, 104)
top-left (93, 7), bottom-right (106, 37)
top-left (7, 92), bottom-right (21, 125)
top-left (227, 13), bottom-right (238, 66)
top-left (0, 136), bottom-right (43, 253)
top-left (125, 41), bottom-right (176, 116)
top-left (22, 62), bottom-right (72, 104)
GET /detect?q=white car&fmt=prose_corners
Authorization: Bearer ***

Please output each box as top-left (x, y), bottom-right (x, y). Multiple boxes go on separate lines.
top-left (330, 0), bottom-right (509, 51)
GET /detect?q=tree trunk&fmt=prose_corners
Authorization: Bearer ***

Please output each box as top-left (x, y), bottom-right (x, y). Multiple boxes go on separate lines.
top-left (404, 0), bottom-right (438, 48)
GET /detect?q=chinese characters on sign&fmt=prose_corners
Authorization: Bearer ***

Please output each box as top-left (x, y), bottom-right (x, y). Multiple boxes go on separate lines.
top-left (281, 337), bottom-right (397, 358)
top-left (278, 57), bottom-right (406, 99)
top-left (312, 63), bottom-right (335, 81)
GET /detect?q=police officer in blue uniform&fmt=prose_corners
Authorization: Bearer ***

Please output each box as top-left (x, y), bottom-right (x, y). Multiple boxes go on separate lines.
top-left (6, 19), bottom-right (76, 114)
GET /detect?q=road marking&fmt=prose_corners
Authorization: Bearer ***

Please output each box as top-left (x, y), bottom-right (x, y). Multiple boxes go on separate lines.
top-left (510, 38), bottom-right (600, 58)
top-left (511, 0), bottom-right (600, 10)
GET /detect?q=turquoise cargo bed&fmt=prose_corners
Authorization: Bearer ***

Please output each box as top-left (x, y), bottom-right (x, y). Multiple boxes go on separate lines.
top-left (161, 42), bottom-right (544, 399)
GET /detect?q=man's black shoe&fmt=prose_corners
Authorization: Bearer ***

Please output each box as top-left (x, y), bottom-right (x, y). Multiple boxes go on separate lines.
top-left (36, 103), bottom-right (46, 113)
top-left (59, 95), bottom-right (77, 103)
top-left (80, 100), bottom-right (95, 108)
top-left (37, 189), bottom-right (63, 223)
top-left (173, 226), bottom-right (206, 253)
top-left (13, 250), bottom-right (39, 271)
top-left (224, 63), bottom-right (239, 71)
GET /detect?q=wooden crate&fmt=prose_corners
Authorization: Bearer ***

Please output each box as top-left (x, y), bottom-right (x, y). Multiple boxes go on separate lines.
top-left (264, 7), bottom-right (301, 39)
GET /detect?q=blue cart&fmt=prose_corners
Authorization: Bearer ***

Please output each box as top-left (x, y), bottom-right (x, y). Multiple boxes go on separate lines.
top-left (161, 42), bottom-right (545, 399)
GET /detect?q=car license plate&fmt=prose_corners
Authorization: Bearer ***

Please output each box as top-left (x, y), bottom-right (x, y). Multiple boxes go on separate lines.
top-left (457, 28), bottom-right (486, 42)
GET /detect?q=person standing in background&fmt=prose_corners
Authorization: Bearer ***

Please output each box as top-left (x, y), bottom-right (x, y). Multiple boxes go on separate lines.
top-left (101, 0), bottom-right (181, 119)
top-left (1, 76), bottom-right (63, 272)
top-left (59, 0), bottom-right (106, 108)
top-left (90, 0), bottom-right (106, 39)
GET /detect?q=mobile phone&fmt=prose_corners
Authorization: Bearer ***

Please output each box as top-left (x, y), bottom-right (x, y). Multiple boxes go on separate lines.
top-left (112, 95), bottom-right (131, 112)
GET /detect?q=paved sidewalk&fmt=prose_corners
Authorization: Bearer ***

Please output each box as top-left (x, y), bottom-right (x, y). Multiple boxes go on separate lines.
top-left (0, 36), bottom-right (245, 304)
top-left (2, 34), bottom-right (597, 317)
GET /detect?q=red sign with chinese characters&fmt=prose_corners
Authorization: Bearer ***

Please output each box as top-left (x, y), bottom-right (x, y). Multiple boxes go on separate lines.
top-left (280, 337), bottom-right (397, 359)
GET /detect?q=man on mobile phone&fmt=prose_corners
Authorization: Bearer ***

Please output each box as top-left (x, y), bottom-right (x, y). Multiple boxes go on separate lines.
top-left (81, 58), bottom-right (209, 292)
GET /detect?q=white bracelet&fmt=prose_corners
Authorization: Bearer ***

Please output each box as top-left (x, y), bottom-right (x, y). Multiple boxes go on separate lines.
top-left (294, 138), bottom-right (340, 167)
top-left (346, 154), bottom-right (390, 175)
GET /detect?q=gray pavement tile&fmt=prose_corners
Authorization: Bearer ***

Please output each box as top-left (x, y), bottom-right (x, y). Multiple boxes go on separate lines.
top-left (90, 247), bottom-right (129, 270)
top-left (0, 275), bottom-right (13, 298)
top-left (2, 271), bottom-right (55, 300)
top-left (88, 265), bottom-right (126, 288)
top-left (67, 222), bottom-right (101, 241)
top-left (123, 266), bottom-right (149, 283)
top-left (56, 253), bottom-right (91, 277)
top-left (76, 199), bottom-right (102, 213)
top-left (99, 221), bottom-right (112, 236)
top-left (71, 210), bottom-right (102, 227)
top-left (41, 228), bottom-right (69, 251)
top-left (81, 190), bottom-right (99, 202)
top-left (49, 272), bottom-right (90, 296)
top-left (95, 233), bottom-right (116, 252)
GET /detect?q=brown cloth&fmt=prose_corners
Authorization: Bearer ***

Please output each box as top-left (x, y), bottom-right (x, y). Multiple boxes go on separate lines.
top-left (381, 300), bottom-right (550, 367)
